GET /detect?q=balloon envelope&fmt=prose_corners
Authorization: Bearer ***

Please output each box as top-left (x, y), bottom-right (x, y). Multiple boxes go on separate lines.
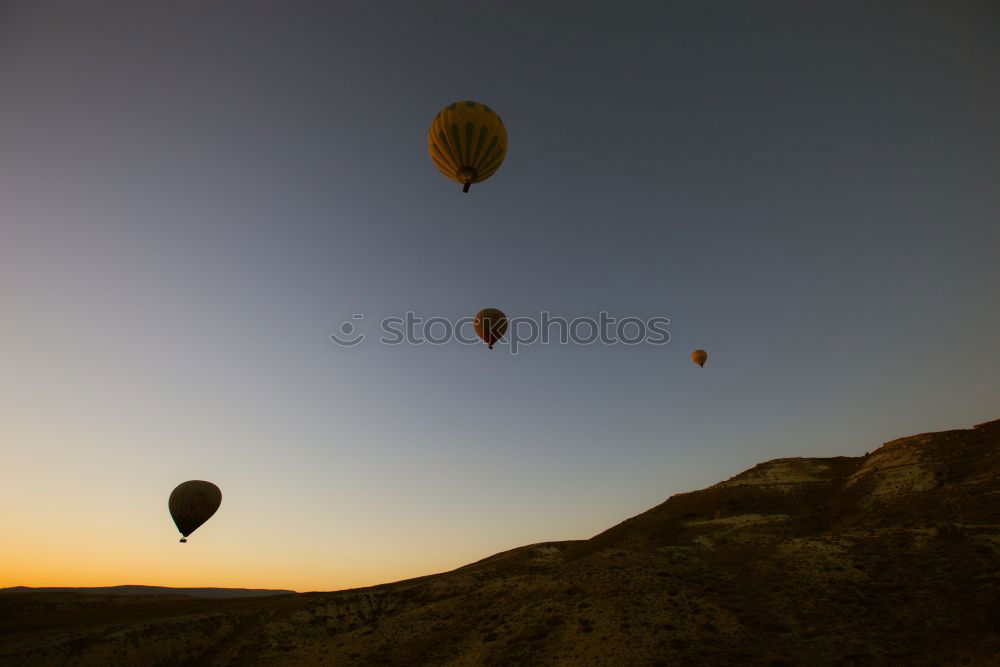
top-left (474, 308), bottom-right (508, 349)
top-left (691, 349), bottom-right (708, 367)
top-left (428, 101), bottom-right (507, 192)
top-left (169, 480), bottom-right (221, 540)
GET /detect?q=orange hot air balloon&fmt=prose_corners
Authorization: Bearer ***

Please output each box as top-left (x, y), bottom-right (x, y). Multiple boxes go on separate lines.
top-left (169, 480), bottom-right (222, 543)
top-left (428, 101), bottom-right (507, 192)
top-left (691, 349), bottom-right (708, 368)
top-left (474, 308), bottom-right (508, 349)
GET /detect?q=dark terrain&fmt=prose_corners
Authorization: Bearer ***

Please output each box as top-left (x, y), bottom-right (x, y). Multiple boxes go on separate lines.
top-left (2, 420), bottom-right (998, 665)
top-left (0, 587), bottom-right (294, 599)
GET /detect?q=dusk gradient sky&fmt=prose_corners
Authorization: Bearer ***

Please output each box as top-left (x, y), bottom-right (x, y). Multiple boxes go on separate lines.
top-left (2, 1), bottom-right (999, 591)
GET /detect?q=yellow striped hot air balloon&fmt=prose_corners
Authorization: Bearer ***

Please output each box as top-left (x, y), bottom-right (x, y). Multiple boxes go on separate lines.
top-left (428, 101), bottom-right (507, 193)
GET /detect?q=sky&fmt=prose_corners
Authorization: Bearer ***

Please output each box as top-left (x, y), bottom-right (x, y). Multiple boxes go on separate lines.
top-left (1, 1), bottom-right (998, 592)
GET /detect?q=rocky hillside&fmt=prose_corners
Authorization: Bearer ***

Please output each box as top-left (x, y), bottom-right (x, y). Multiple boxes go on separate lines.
top-left (2, 420), bottom-right (998, 665)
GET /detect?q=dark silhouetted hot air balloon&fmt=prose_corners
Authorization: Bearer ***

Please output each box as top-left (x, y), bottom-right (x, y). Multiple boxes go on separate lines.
top-left (691, 349), bottom-right (708, 368)
top-left (474, 308), bottom-right (508, 349)
top-left (428, 101), bottom-right (507, 192)
top-left (169, 480), bottom-right (221, 543)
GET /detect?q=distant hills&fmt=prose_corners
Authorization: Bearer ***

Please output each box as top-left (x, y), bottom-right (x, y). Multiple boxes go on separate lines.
top-left (0, 585), bottom-right (294, 599)
top-left (2, 419), bottom-right (998, 665)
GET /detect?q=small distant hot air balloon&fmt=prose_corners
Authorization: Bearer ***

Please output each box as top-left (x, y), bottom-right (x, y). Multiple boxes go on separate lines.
top-left (169, 481), bottom-right (221, 543)
top-left (428, 101), bottom-right (507, 193)
top-left (691, 349), bottom-right (708, 368)
top-left (474, 308), bottom-right (508, 349)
